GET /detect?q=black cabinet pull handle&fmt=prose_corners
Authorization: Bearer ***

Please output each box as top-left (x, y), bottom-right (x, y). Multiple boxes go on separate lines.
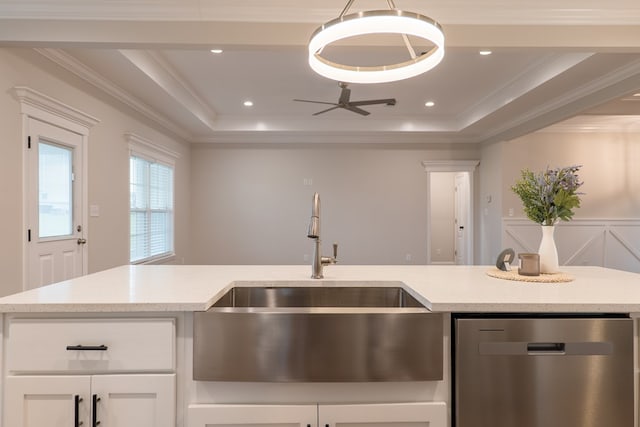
top-left (66, 345), bottom-right (108, 351)
top-left (92, 394), bottom-right (101, 427)
top-left (74, 395), bottom-right (83, 427)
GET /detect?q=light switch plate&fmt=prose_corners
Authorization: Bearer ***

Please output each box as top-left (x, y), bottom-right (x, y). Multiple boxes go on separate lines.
top-left (90, 205), bottom-right (100, 217)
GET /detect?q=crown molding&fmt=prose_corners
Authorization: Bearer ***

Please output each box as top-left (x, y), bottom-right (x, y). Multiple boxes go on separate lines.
top-left (34, 48), bottom-right (191, 140)
top-left (537, 115), bottom-right (640, 133)
top-left (189, 130), bottom-right (482, 145)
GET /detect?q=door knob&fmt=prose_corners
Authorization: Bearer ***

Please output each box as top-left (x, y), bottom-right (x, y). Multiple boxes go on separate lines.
top-left (77, 238), bottom-right (87, 245)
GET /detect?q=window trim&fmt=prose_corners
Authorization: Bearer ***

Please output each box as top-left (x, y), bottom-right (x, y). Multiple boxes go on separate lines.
top-left (126, 132), bottom-right (179, 265)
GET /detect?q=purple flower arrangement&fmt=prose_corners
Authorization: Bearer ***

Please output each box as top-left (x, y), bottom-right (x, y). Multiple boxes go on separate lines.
top-left (511, 165), bottom-right (584, 226)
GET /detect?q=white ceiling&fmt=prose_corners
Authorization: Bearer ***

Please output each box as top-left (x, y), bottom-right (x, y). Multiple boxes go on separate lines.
top-left (1, 0), bottom-right (640, 144)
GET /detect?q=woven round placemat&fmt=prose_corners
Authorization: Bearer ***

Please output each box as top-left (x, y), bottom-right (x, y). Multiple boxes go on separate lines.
top-left (486, 268), bottom-right (574, 283)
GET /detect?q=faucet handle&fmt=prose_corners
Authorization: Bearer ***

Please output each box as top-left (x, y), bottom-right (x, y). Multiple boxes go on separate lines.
top-left (333, 242), bottom-right (338, 260)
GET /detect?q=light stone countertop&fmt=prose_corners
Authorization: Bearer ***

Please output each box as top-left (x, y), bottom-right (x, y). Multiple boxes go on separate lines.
top-left (0, 265), bottom-right (638, 313)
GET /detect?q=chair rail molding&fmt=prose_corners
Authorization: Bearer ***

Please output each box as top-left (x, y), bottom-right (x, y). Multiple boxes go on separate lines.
top-left (503, 218), bottom-right (640, 273)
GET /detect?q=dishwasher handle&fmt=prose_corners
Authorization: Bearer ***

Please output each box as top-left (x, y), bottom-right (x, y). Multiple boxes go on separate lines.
top-left (527, 342), bottom-right (565, 354)
top-left (479, 341), bottom-right (613, 356)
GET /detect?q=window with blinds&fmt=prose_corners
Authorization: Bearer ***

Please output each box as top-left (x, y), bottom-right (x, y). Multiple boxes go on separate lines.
top-left (130, 155), bottom-right (174, 263)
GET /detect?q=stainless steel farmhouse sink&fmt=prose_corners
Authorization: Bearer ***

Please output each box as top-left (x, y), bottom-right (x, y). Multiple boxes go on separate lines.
top-left (193, 283), bottom-right (443, 382)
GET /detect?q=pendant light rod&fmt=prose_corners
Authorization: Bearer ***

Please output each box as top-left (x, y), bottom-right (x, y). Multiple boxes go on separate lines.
top-left (344, 0), bottom-right (418, 62)
top-left (339, 0), bottom-right (356, 18)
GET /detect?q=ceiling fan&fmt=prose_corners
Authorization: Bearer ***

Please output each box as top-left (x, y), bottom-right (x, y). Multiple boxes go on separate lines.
top-left (293, 82), bottom-right (396, 116)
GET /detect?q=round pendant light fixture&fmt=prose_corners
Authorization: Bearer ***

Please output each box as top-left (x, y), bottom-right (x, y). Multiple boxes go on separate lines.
top-left (308, 1), bottom-right (445, 84)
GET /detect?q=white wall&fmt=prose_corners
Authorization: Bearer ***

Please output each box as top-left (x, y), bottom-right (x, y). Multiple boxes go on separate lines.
top-left (189, 144), bottom-right (480, 265)
top-left (501, 131), bottom-right (640, 219)
top-left (478, 131), bottom-right (640, 272)
top-left (0, 48), bottom-right (191, 296)
top-left (478, 141), bottom-right (503, 265)
top-left (429, 172), bottom-right (456, 263)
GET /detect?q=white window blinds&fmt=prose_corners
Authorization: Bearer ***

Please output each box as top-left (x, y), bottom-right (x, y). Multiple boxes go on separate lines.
top-left (130, 155), bottom-right (174, 263)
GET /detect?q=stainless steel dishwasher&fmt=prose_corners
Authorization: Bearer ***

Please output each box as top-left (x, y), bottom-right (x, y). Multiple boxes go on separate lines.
top-left (453, 314), bottom-right (634, 427)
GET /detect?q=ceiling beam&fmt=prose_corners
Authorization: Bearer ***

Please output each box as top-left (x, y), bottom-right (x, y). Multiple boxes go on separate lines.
top-left (1, 20), bottom-right (639, 51)
top-left (118, 49), bottom-right (218, 132)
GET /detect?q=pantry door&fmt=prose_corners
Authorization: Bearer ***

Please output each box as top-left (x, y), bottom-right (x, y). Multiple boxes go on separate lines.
top-left (454, 172), bottom-right (470, 265)
top-left (26, 118), bottom-right (86, 289)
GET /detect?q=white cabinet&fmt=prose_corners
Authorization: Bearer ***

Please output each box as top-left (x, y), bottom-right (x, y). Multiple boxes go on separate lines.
top-left (319, 402), bottom-right (447, 427)
top-left (188, 404), bottom-right (317, 427)
top-left (5, 375), bottom-right (90, 427)
top-left (6, 374), bottom-right (175, 427)
top-left (187, 402), bottom-right (447, 427)
top-left (4, 317), bottom-right (177, 427)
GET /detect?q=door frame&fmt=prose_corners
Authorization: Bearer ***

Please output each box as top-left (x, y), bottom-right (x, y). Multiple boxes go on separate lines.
top-left (422, 160), bottom-right (479, 265)
top-left (13, 87), bottom-right (99, 290)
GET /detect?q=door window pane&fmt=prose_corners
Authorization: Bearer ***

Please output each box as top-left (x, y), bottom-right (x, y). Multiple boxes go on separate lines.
top-left (39, 141), bottom-right (73, 238)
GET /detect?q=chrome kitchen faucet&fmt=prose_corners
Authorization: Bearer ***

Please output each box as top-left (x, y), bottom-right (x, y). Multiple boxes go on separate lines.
top-left (307, 192), bottom-right (337, 279)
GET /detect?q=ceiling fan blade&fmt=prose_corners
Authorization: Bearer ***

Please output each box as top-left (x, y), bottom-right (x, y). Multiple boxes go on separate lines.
top-left (338, 87), bottom-right (351, 104)
top-left (293, 99), bottom-right (339, 106)
top-left (348, 98), bottom-right (397, 107)
top-left (344, 105), bottom-right (370, 116)
top-left (312, 105), bottom-right (341, 116)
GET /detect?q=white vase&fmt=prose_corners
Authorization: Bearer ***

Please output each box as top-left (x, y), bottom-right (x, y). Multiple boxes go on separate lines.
top-left (538, 225), bottom-right (559, 274)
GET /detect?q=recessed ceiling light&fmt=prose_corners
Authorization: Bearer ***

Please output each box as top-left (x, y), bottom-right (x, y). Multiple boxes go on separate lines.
top-left (425, 101), bottom-right (435, 107)
top-left (479, 50), bottom-right (492, 56)
top-left (243, 100), bottom-right (254, 107)
top-left (633, 93), bottom-right (640, 97)
top-left (210, 49), bottom-right (223, 54)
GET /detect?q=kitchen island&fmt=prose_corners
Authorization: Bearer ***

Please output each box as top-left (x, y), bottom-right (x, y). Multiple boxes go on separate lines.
top-left (0, 264), bottom-right (638, 427)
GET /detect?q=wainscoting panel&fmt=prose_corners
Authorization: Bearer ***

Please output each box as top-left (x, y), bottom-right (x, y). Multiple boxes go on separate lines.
top-left (503, 219), bottom-right (640, 273)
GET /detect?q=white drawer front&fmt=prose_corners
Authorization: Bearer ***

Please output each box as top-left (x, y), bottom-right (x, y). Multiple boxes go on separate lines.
top-left (7, 318), bottom-right (175, 373)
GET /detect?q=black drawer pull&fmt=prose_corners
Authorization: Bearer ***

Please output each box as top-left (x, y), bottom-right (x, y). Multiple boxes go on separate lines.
top-left (66, 344), bottom-right (108, 351)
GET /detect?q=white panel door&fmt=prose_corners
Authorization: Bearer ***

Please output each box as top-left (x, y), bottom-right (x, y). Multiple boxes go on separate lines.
top-left (27, 117), bottom-right (85, 289)
top-left (5, 375), bottom-right (91, 427)
top-left (91, 374), bottom-right (176, 427)
top-left (454, 173), bottom-right (470, 265)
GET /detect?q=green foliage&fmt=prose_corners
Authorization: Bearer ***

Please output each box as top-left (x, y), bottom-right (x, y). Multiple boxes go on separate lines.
top-left (511, 166), bottom-right (583, 225)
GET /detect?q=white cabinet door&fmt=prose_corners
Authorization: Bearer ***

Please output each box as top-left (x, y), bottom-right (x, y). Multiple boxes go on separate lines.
top-left (5, 374), bottom-right (175, 427)
top-left (319, 402), bottom-right (447, 427)
top-left (188, 404), bottom-right (318, 427)
top-left (91, 374), bottom-right (175, 427)
top-left (5, 375), bottom-right (91, 427)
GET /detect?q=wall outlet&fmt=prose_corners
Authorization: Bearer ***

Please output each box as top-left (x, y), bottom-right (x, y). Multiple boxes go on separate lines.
top-left (508, 208), bottom-right (514, 217)
top-left (303, 178), bottom-right (313, 186)
top-left (436, 248), bottom-right (442, 255)
top-left (303, 254), bottom-right (309, 262)
top-left (405, 253), bottom-right (412, 262)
